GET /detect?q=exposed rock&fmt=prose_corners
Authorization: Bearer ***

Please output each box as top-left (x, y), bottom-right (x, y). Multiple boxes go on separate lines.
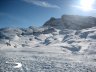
top-left (43, 15), bottom-right (96, 30)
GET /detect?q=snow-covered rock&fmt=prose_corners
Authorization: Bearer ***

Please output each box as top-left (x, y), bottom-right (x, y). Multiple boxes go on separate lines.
top-left (0, 15), bottom-right (96, 55)
top-left (43, 15), bottom-right (96, 30)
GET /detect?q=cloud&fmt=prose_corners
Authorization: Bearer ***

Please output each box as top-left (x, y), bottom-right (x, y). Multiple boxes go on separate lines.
top-left (72, 5), bottom-right (96, 11)
top-left (23, 0), bottom-right (60, 8)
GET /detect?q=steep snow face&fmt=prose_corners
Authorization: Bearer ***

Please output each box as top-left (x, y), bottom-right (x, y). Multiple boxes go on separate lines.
top-left (43, 15), bottom-right (96, 30)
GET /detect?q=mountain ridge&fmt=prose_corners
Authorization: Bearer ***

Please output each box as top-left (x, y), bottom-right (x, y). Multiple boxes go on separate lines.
top-left (43, 15), bottom-right (96, 30)
top-left (0, 15), bottom-right (96, 55)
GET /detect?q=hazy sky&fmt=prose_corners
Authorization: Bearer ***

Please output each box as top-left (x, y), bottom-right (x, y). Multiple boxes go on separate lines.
top-left (0, 0), bottom-right (96, 28)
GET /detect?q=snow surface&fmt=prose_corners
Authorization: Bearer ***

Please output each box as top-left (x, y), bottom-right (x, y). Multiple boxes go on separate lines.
top-left (0, 15), bottom-right (96, 72)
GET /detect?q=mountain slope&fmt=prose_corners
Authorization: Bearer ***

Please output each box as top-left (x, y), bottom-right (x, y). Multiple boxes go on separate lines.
top-left (43, 15), bottom-right (96, 30)
top-left (0, 15), bottom-right (96, 55)
top-left (0, 15), bottom-right (96, 72)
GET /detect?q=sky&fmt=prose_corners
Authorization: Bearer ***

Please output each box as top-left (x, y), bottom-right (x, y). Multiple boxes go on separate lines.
top-left (0, 0), bottom-right (96, 28)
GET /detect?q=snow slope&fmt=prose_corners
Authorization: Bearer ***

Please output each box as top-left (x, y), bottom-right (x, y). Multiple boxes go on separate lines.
top-left (0, 15), bottom-right (96, 72)
top-left (0, 15), bottom-right (96, 55)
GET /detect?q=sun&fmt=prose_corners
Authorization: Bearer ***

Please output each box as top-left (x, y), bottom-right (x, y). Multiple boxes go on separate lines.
top-left (80, 0), bottom-right (95, 11)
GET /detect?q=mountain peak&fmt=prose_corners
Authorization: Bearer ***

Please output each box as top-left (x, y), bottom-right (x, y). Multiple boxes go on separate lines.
top-left (43, 15), bottom-right (96, 30)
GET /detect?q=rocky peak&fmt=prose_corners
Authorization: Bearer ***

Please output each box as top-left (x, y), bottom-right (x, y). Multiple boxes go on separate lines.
top-left (43, 15), bottom-right (96, 30)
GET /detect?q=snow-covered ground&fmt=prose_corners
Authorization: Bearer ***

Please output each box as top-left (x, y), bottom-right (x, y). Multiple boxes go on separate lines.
top-left (0, 15), bottom-right (96, 72)
top-left (0, 26), bottom-right (96, 72)
top-left (0, 46), bottom-right (96, 72)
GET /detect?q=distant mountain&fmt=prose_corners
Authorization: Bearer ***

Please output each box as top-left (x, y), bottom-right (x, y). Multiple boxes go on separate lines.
top-left (0, 15), bottom-right (96, 55)
top-left (43, 15), bottom-right (96, 30)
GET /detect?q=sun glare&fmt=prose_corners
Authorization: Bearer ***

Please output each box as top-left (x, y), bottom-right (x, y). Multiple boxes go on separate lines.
top-left (80, 0), bottom-right (95, 11)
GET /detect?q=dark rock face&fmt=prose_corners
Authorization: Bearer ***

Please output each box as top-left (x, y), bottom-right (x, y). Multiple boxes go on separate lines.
top-left (43, 15), bottom-right (96, 30)
top-left (42, 27), bottom-right (56, 34)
